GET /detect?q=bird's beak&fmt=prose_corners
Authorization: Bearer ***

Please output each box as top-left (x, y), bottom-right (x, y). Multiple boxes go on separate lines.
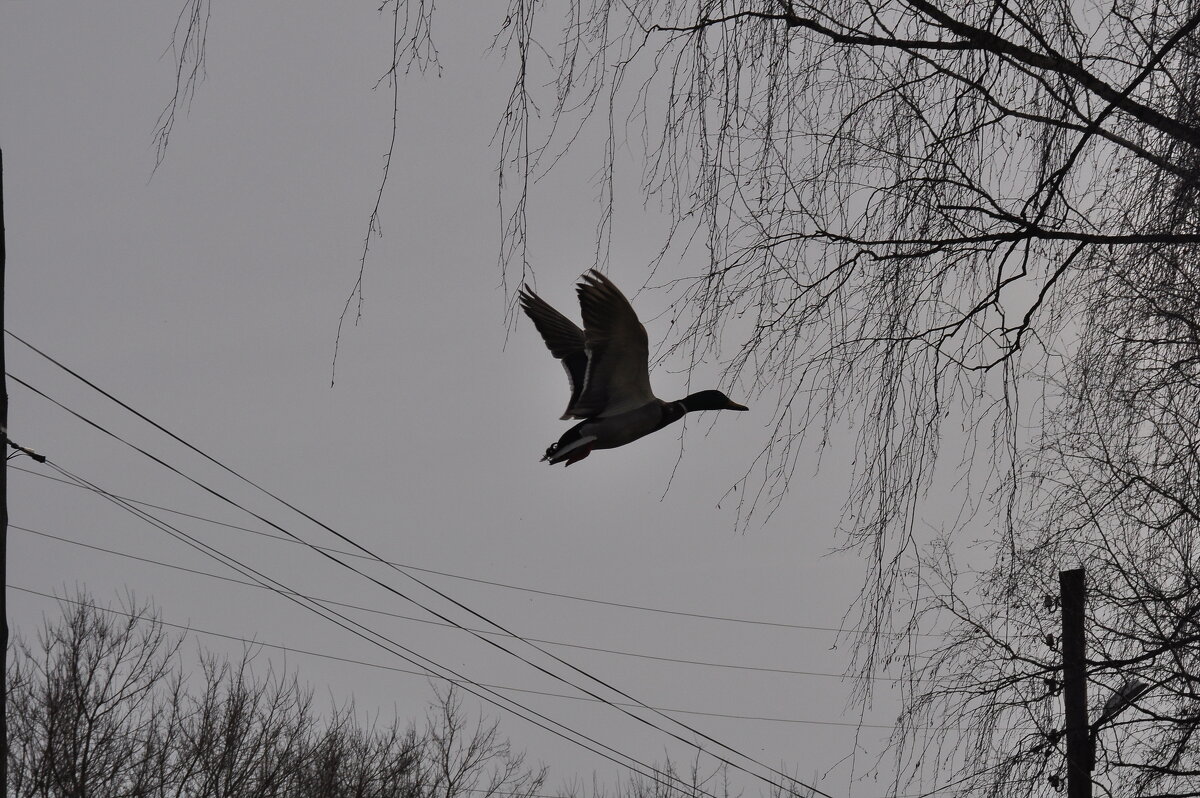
top-left (726, 400), bottom-right (749, 411)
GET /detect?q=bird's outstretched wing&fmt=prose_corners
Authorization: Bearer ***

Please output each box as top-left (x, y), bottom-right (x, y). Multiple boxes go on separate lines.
top-left (570, 270), bottom-right (654, 418)
top-left (519, 286), bottom-right (589, 420)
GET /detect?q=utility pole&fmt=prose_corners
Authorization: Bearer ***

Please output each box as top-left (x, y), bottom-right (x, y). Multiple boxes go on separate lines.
top-left (1060, 568), bottom-right (1090, 798)
top-left (1, 147), bottom-right (9, 795)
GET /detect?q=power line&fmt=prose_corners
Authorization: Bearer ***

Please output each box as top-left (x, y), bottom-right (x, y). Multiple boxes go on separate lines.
top-left (7, 336), bottom-right (839, 798)
top-left (9, 584), bottom-right (903, 730)
top-left (11, 520), bottom-right (889, 682)
top-left (10, 376), bottom-right (826, 798)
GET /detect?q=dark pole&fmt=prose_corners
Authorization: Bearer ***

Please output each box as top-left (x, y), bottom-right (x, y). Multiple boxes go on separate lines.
top-left (1060, 568), bottom-right (1090, 798)
top-left (1, 147), bottom-right (9, 795)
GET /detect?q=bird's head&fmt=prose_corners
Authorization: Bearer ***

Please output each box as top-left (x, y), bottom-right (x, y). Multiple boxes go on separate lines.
top-left (679, 390), bottom-right (749, 413)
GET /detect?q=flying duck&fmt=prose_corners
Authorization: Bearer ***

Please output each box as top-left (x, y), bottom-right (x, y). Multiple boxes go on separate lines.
top-left (520, 270), bottom-right (748, 466)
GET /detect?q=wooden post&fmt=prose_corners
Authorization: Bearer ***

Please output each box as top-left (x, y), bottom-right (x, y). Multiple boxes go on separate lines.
top-left (1, 147), bottom-right (9, 795)
top-left (1060, 568), bottom-right (1090, 798)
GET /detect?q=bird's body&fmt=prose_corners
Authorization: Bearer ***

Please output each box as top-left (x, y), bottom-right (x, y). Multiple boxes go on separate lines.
top-left (520, 270), bottom-right (747, 465)
top-left (542, 399), bottom-right (684, 465)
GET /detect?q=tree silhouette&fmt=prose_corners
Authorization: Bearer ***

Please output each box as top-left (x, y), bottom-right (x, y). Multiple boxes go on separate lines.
top-left (496, 3), bottom-right (1200, 793)
top-left (6, 592), bottom-right (545, 798)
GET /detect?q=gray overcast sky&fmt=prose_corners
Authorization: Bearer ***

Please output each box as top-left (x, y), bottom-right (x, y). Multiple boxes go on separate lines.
top-left (2, 3), bottom-right (917, 796)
